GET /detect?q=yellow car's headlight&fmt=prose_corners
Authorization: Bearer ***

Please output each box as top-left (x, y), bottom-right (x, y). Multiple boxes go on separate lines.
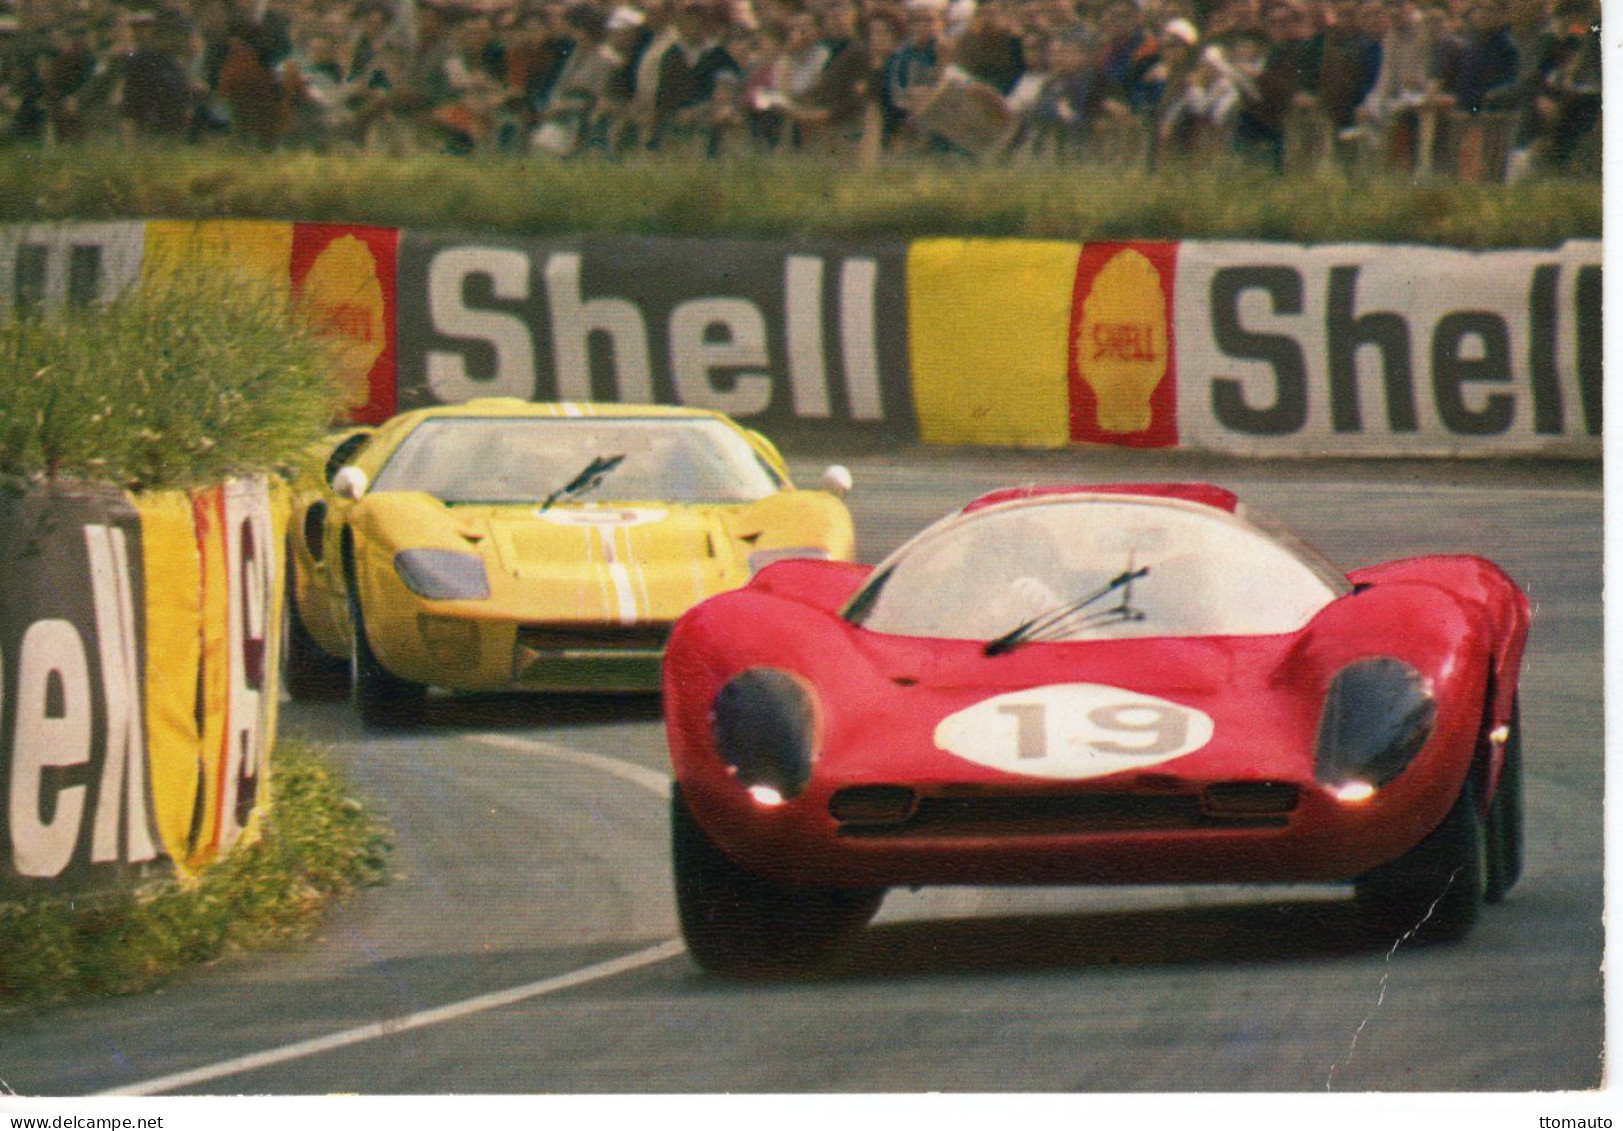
top-left (393, 549), bottom-right (491, 600)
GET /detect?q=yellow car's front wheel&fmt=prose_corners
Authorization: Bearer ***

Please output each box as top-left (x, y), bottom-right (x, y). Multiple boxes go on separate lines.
top-left (284, 559), bottom-right (349, 701)
top-left (350, 592), bottom-right (427, 729)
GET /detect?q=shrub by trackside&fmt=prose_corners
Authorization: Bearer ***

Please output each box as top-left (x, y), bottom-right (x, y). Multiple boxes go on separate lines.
top-left (0, 741), bottom-right (391, 1009)
top-left (0, 266), bottom-right (342, 491)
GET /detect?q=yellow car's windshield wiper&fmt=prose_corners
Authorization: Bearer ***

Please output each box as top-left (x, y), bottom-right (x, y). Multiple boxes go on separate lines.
top-left (983, 563), bottom-right (1149, 657)
top-left (540, 453), bottom-right (626, 510)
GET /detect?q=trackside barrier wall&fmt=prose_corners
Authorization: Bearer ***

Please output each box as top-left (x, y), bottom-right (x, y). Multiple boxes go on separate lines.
top-left (0, 222), bottom-right (1600, 457)
top-left (907, 238), bottom-right (1602, 457)
top-left (0, 478), bottom-right (286, 899)
top-left (391, 232), bottom-right (918, 440)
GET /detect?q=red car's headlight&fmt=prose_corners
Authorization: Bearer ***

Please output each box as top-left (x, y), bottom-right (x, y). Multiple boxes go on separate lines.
top-left (710, 668), bottom-right (819, 802)
top-left (1314, 658), bottom-right (1436, 792)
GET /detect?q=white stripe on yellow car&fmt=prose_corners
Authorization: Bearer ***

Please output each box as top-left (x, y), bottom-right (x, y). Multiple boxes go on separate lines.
top-left (597, 525), bottom-right (638, 624)
top-left (624, 524), bottom-right (653, 620)
top-left (586, 525), bottom-right (613, 620)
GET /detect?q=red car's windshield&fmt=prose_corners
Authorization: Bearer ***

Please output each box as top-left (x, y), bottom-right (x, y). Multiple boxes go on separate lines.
top-left (845, 497), bottom-right (1349, 644)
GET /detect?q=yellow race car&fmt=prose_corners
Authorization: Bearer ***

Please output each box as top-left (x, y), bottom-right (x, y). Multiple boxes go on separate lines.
top-left (283, 399), bottom-right (855, 726)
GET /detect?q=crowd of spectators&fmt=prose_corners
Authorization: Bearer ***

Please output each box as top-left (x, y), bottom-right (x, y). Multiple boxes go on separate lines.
top-left (0, 0), bottom-right (1601, 178)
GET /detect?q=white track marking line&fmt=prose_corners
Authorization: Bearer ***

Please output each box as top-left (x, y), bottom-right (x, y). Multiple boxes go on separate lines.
top-left (98, 939), bottom-right (687, 1097)
top-left (469, 733), bottom-right (672, 797)
top-left (100, 735), bottom-right (680, 1097)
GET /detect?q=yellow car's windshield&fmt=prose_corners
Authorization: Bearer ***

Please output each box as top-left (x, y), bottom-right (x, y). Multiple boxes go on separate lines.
top-left (372, 416), bottom-right (784, 505)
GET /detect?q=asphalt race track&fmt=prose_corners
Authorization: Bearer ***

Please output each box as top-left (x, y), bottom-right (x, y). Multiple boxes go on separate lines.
top-left (0, 447), bottom-right (1603, 1096)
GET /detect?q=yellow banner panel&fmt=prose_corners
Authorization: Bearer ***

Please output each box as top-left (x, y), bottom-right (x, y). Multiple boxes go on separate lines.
top-left (131, 489), bottom-right (206, 879)
top-left (141, 220), bottom-right (295, 304)
top-left (191, 485), bottom-right (231, 871)
top-left (907, 239), bottom-right (1080, 447)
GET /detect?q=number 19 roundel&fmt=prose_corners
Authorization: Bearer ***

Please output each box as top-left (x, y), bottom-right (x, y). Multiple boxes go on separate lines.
top-left (933, 683), bottom-right (1214, 780)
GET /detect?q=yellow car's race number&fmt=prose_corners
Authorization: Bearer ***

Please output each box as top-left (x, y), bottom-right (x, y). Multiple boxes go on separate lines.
top-left (933, 683), bottom-right (1214, 780)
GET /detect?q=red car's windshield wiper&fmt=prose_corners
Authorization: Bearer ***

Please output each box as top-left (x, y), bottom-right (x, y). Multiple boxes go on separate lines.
top-left (983, 564), bottom-right (1150, 656)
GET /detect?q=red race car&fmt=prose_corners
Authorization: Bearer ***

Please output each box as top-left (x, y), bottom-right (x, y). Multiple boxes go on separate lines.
top-left (662, 483), bottom-right (1529, 975)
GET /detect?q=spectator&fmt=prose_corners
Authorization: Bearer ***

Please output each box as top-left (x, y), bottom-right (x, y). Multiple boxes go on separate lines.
top-left (532, 2), bottom-right (619, 154)
top-left (1354, 0), bottom-right (1448, 171)
top-left (862, 6), bottom-right (903, 151)
top-left (748, 2), bottom-right (829, 147)
top-left (953, 0), bottom-right (1025, 95)
top-left (345, 0), bottom-right (396, 84)
top-left (422, 12), bottom-right (508, 153)
top-left (1001, 27), bottom-right (1051, 122)
top-left (1511, 0), bottom-right (1598, 175)
top-left (784, 0), bottom-right (869, 151)
top-left (631, 0), bottom-right (741, 151)
top-left (117, 8), bottom-right (196, 143)
top-left (214, 0), bottom-right (296, 146)
top-left (1157, 40), bottom-right (1242, 159)
top-left (0, 0), bottom-right (1585, 178)
top-left (1231, 0), bottom-right (1320, 168)
top-left (1094, 0), bottom-right (1156, 114)
top-left (1447, 0), bottom-right (1517, 114)
top-left (880, 0), bottom-right (945, 147)
top-left (42, 10), bottom-right (103, 143)
top-left (0, 5), bottom-right (47, 142)
top-left (1027, 25), bottom-right (1111, 158)
top-left (1358, 0), bottom-right (1442, 125)
top-left (1316, 0), bottom-right (1383, 132)
top-left (504, 1), bottom-right (575, 127)
top-left (1139, 16), bottom-right (1201, 139)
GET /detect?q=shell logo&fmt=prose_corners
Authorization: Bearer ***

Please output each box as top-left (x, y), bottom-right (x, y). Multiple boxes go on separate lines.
top-left (1068, 242), bottom-right (1179, 448)
top-left (1077, 249), bottom-right (1167, 433)
top-left (295, 235), bottom-right (387, 409)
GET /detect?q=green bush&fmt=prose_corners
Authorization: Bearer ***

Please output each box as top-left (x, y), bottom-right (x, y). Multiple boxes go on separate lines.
top-left (0, 741), bottom-right (390, 1009)
top-left (0, 142), bottom-right (1599, 249)
top-left (0, 264), bottom-right (343, 490)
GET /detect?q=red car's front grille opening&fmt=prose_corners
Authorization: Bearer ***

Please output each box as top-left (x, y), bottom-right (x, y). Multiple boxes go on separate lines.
top-left (516, 623), bottom-right (673, 652)
top-left (834, 791), bottom-right (1292, 838)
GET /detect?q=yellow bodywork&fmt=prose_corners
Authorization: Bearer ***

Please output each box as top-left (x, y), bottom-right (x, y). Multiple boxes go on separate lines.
top-left (288, 400), bottom-right (853, 693)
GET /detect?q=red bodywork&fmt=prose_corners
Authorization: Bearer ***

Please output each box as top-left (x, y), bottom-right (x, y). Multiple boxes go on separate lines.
top-left (662, 484), bottom-right (1529, 891)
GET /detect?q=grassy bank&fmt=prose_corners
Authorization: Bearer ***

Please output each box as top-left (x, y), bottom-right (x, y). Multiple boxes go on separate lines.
top-left (0, 741), bottom-right (390, 1010)
top-left (0, 269), bottom-right (342, 490)
top-left (0, 143), bottom-right (1600, 249)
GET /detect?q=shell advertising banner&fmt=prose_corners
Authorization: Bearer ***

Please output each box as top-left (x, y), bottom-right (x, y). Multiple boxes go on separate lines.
top-left (0, 221), bottom-right (146, 313)
top-left (134, 477), bottom-right (286, 878)
top-left (1172, 239), bottom-right (1602, 458)
top-left (0, 482), bottom-right (163, 896)
top-left (291, 224), bottom-right (399, 427)
top-left (905, 236), bottom-right (1599, 458)
top-left (906, 238), bottom-right (1077, 447)
top-left (141, 220), bottom-right (400, 426)
top-left (1068, 241), bottom-right (1179, 449)
top-left (0, 477), bottom-right (286, 896)
top-left (391, 232), bottom-right (916, 440)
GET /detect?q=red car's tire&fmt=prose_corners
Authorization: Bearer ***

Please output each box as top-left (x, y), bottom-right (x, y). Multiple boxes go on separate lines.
top-left (349, 593), bottom-right (426, 729)
top-left (1484, 697), bottom-right (1524, 904)
top-left (1354, 776), bottom-right (1485, 944)
top-left (671, 786), bottom-right (883, 978)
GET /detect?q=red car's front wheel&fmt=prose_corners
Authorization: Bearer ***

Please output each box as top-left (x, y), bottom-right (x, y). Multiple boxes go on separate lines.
top-left (1353, 776), bottom-right (1485, 944)
top-left (671, 786), bottom-right (883, 978)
